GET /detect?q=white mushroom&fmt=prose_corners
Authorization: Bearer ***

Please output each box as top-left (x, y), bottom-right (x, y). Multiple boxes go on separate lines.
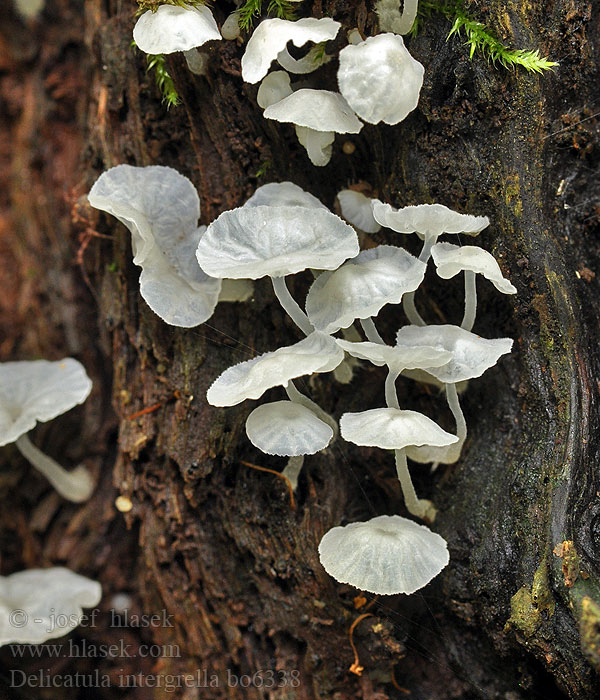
top-left (0, 358), bottom-right (94, 502)
top-left (318, 514), bottom-right (449, 595)
top-left (244, 180), bottom-right (326, 210)
top-left (246, 401), bottom-right (334, 456)
top-left (88, 165), bottom-right (221, 328)
top-left (0, 567), bottom-right (101, 645)
top-left (207, 331), bottom-right (344, 407)
top-left (196, 204), bottom-right (358, 334)
top-left (372, 201), bottom-right (489, 324)
top-left (263, 89), bottom-right (363, 167)
top-left (256, 70), bottom-right (293, 109)
top-left (337, 33), bottom-right (424, 125)
top-left (133, 4), bottom-right (221, 54)
top-left (431, 242), bottom-right (517, 331)
top-left (221, 11), bottom-right (241, 41)
top-left (305, 245), bottom-right (425, 334)
top-left (340, 408), bottom-right (457, 520)
top-left (241, 17), bottom-right (341, 83)
top-left (375, 0), bottom-right (420, 35)
top-left (337, 190), bottom-right (381, 233)
top-left (277, 43), bottom-right (332, 75)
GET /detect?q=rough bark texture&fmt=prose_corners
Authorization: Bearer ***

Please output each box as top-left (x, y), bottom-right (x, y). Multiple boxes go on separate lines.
top-left (1, 0), bottom-right (600, 698)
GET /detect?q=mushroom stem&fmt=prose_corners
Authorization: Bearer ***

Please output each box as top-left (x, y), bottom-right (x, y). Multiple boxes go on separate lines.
top-left (446, 381), bottom-right (467, 446)
top-left (384, 367), bottom-right (402, 409)
top-left (281, 455), bottom-right (304, 491)
top-left (402, 292), bottom-right (426, 326)
top-left (285, 380), bottom-right (338, 436)
top-left (15, 434), bottom-right (94, 503)
top-left (395, 448), bottom-right (436, 521)
top-left (418, 235), bottom-right (436, 263)
top-left (272, 276), bottom-right (314, 336)
top-left (360, 317), bottom-right (385, 344)
top-left (461, 270), bottom-right (477, 331)
top-left (396, 0), bottom-right (419, 34)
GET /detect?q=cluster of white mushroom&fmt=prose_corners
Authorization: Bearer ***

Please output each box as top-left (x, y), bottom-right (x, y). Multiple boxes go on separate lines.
top-left (0, 359), bottom-right (102, 646)
top-left (132, 3), bottom-right (425, 165)
top-left (87, 162), bottom-right (515, 596)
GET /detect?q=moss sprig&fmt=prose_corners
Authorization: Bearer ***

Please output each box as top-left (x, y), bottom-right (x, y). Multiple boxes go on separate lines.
top-left (412, 1), bottom-right (557, 73)
top-left (146, 53), bottom-right (180, 108)
top-left (136, 0), bottom-right (208, 13)
top-left (238, 0), bottom-right (297, 32)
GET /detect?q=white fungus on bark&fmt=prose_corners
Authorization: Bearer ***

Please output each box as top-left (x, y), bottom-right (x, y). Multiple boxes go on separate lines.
top-left (133, 4), bottom-right (221, 54)
top-left (0, 568), bottom-right (101, 645)
top-left (318, 514), bottom-right (449, 595)
top-left (337, 33), bottom-right (424, 125)
top-left (0, 358), bottom-right (94, 502)
top-left (88, 165), bottom-right (221, 328)
top-left (241, 17), bottom-right (341, 83)
top-left (337, 190), bottom-right (381, 233)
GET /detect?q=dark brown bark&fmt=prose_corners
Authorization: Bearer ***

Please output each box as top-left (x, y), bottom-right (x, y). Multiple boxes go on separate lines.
top-left (1, 0), bottom-right (600, 698)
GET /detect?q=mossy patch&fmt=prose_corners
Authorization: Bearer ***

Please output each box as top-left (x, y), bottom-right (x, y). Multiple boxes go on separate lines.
top-left (506, 559), bottom-right (555, 637)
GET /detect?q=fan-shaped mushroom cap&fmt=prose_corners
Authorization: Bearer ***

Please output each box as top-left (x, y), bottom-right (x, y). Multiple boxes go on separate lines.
top-left (246, 400), bottom-right (334, 456)
top-left (395, 325), bottom-right (513, 383)
top-left (336, 339), bottom-right (451, 371)
top-left (318, 514), bottom-right (449, 595)
top-left (0, 359), bottom-right (92, 447)
top-left (133, 5), bottom-right (221, 55)
top-left (256, 70), bottom-right (293, 109)
top-left (340, 408), bottom-right (458, 450)
top-left (372, 201), bottom-right (489, 240)
top-left (241, 17), bottom-right (340, 83)
top-left (196, 205), bottom-right (359, 279)
top-left (0, 567), bottom-right (101, 645)
top-left (207, 332), bottom-right (344, 406)
top-left (88, 165), bottom-right (221, 327)
top-left (337, 190), bottom-right (381, 233)
top-left (305, 246), bottom-right (425, 333)
top-left (244, 181), bottom-right (326, 210)
top-left (337, 33), bottom-right (424, 125)
top-left (431, 242), bottom-right (517, 294)
top-left (263, 89), bottom-right (363, 134)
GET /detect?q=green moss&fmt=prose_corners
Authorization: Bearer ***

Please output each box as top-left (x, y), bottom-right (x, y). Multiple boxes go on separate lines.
top-left (579, 597), bottom-right (600, 671)
top-left (506, 559), bottom-right (554, 637)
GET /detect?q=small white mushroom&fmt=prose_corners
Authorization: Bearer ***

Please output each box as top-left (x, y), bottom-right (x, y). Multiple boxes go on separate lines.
top-left (133, 4), bottom-right (221, 54)
top-left (256, 71), bottom-right (293, 109)
top-left (372, 201), bottom-right (489, 324)
top-left (318, 514), bottom-right (449, 595)
top-left (246, 401), bottom-right (334, 456)
top-left (207, 331), bottom-right (344, 407)
top-left (337, 190), bottom-right (381, 233)
top-left (221, 11), bottom-right (241, 41)
top-left (241, 17), bottom-right (340, 83)
top-left (218, 278), bottom-right (254, 303)
top-left (0, 567), bottom-right (101, 645)
top-left (375, 0), bottom-right (419, 35)
top-left (0, 358), bottom-right (94, 502)
top-left (14, 0), bottom-right (44, 19)
top-left (337, 33), bottom-right (424, 125)
top-left (244, 180), bottom-right (326, 210)
top-left (88, 165), bottom-right (221, 328)
top-left (196, 204), bottom-right (358, 334)
top-left (431, 242), bottom-right (517, 331)
top-left (340, 408), bottom-right (457, 520)
top-left (305, 245), bottom-right (425, 334)
top-left (277, 43), bottom-right (332, 75)
top-left (263, 89), bottom-right (363, 167)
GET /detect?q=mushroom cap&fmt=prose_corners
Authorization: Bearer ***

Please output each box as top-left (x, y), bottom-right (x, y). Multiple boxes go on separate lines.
top-left (336, 339), bottom-right (452, 371)
top-left (372, 201), bottom-right (490, 239)
top-left (0, 358), bottom-right (92, 447)
top-left (340, 408), bottom-right (458, 450)
top-left (207, 331), bottom-right (344, 407)
top-left (88, 164), bottom-right (221, 327)
top-left (277, 43), bottom-right (332, 75)
top-left (305, 245), bottom-right (425, 333)
top-left (244, 181), bottom-right (326, 210)
top-left (318, 514), bottom-right (449, 595)
top-left (431, 242), bottom-right (517, 294)
top-left (337, 190), bottom-right (381, 233)
top-left (196, 204), bottom-right (359, 279)
top-left (263, 89), bottom-right (363, 133)
top-left (0, 567), bottom-right (102, 645)
top-left (295, 126), bottom-right (335, 167)
top-left (241, 17), bottom-right (340, 83)
top-left (256, 70), bottom-right (293, 109)
top-left (133, 5), bottom-right (221, 55)
top-left (337, 33), bottom-right (424, 125)
top-left (395, 325), bottom-right (513, 384)
top-left (246, 400), bottom-right (334, 456)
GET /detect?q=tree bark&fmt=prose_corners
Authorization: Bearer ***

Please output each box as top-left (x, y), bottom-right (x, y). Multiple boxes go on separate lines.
top-left (1, 0), bottom-right (600, 698)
